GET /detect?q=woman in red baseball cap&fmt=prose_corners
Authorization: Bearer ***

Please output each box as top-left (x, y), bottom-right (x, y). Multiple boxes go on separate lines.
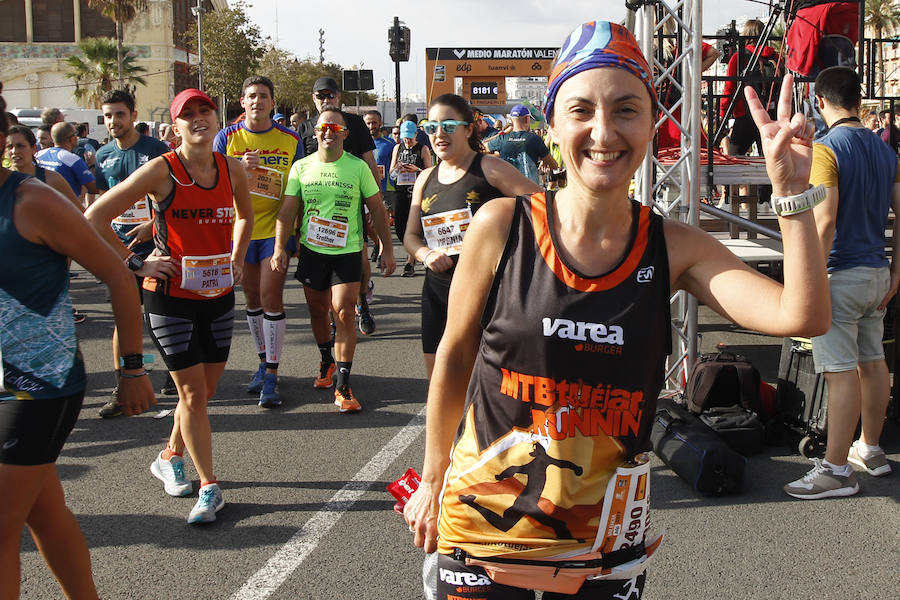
top-left (86, 89), bottom-right (253, 525)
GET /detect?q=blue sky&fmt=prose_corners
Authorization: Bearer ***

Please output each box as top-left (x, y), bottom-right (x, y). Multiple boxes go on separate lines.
top-left (245, 0), bottom-right (769, 98)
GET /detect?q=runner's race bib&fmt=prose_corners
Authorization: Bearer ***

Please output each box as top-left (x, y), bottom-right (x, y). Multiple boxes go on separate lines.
top-left (180, 253), bottom-right (233, 297)
top-left (588, 453), bottom-right (662, 581)
top-left (397, 170), bottom-right (417, 186)
top-left (112, 197), bottom-right (153, 225)
top-left (248, 166), bottom-right (284, 201)
top-left (422, 207), bottom-right (472, 256)
top-left (306, 215), bottom-right (349, 249)
top-left (377, 165), bottom-right (385, 181)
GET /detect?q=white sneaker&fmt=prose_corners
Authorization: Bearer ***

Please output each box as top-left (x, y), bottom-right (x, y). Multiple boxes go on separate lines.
top-left (187, 483), bottom-right (224, 524)
top-left (783, 458), bottom-right (859, 499)
top-left (150, 451), bottom-right (192, 497)
top-left (847, 440), bottom-right (892, 476)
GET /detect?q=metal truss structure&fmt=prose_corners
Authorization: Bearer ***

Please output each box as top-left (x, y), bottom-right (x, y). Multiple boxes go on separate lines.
top-left (631, 0), bottom-right (703, 391)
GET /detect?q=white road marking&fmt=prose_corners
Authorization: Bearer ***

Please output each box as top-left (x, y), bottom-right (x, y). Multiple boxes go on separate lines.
top-left (229, 408), bottom-right (426, 599)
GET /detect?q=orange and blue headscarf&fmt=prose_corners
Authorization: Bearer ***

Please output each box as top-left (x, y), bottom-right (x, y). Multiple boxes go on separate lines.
top-left (544, 21), bottom-right (656, 121)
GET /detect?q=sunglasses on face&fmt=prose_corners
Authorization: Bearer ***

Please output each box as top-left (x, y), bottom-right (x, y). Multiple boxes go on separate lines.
top-left (421, 120), bottom-right (470, 135)
top-left (314, 123), bottom-right (347, 134)
top-left (315, 92), bottom-right (336, 100)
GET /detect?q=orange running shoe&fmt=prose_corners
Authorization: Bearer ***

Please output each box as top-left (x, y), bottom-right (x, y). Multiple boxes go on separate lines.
top-left (314, 361), bottom-right (336, 389)
top-left (334, 386), bottom-right (362, 413)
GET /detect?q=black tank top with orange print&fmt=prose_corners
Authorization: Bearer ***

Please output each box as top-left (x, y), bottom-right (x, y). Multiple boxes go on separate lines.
top-left (436, 191), bottom-right (671, 559)
top-left (144, 151), bottom-right (235, 299)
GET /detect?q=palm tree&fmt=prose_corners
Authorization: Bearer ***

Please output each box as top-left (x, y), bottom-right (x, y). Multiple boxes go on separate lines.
top-left (87, 0), bottom-right (148, 86)
top-left (65, 37), bottom-right (147, 108)
top-left (866, 0), bottom-right (900, 97)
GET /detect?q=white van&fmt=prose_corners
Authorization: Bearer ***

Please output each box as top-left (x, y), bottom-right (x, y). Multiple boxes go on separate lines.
top-left (60, 108), bottom-right (105, 141)
top-left (10, 107), bottom-right (106, 141)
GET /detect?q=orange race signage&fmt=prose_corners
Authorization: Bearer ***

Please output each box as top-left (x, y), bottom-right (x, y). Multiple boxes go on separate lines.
top-left (425, 47), bottom-right (558, 106)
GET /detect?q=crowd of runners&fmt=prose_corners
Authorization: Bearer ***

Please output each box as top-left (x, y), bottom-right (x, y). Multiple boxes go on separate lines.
top-left (1, 15), bottom-right (897, 600)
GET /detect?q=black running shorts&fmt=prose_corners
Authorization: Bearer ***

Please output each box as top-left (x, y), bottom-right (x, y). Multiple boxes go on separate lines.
top-left (435, 553), bottom-right (645, 600)
top-left (294, 244), bottom-right (363, 291)
top-left (421, 269), bottom-right (452, 354)
top-left (0, 391), bottom-right (84, 465)
top-left (144, 289), bottom-right (235, 371)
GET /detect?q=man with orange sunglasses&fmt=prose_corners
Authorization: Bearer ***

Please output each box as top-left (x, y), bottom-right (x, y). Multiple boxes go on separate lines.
top-left (272, 107), bottom-right (395, 413)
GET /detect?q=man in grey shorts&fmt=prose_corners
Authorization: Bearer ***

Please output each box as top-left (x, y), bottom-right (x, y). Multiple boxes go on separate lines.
top-left (784, 67), bottom-right (898, 499)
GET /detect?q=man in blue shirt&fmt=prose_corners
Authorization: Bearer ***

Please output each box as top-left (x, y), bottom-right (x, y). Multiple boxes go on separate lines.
top-left (364, 109), bottom-right (396, 252)
top-left (784, 67), bottom-right (898, 499)
top-left (36, 122), bottom-right (97, 198)
top-left (487, 105), bottom-right (556, 184)
top-left (95, 90), bottom-right (169, 257)
top-left (93, 89), bottom-right (170, 418)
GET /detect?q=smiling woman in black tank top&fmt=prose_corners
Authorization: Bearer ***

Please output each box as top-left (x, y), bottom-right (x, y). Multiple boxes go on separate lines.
top-left (402, 22), bottom-right (830, 600)
top-left (403, 94), bottom-right (539, 378)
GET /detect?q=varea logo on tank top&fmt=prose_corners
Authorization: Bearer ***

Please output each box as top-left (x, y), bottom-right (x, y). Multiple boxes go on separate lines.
top-left (542, 318), bottom-right (624, 345)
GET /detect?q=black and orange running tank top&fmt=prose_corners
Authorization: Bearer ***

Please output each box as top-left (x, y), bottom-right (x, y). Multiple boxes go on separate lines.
top-left (436, 192), bottom-right (671, 559)
top-left (144, 151), bottom-right (235, 299)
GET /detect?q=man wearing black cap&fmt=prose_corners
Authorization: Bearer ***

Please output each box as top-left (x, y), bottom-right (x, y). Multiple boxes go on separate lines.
top-left (307, 77), bottom-right (377, 166)
top-left (309, 76), bottom-right (382, 335)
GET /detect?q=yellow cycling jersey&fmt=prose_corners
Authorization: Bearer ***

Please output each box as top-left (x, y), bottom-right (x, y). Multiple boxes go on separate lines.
top-left (213, 120), bottom-right (303, 240)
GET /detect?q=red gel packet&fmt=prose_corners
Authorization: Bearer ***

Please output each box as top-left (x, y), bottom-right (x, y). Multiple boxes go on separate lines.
top-left (387, 467), bottom-right (421, 513)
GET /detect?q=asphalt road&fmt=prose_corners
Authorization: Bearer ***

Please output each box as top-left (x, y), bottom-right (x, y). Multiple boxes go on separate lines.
top-left (18, 250), bottom-right (899, 600)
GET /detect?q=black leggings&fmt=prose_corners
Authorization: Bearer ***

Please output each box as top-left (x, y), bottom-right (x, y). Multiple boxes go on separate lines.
top-left (394, 187), bottom-right (413, 244)
top-left (435, 553), bottom-right (645, 599)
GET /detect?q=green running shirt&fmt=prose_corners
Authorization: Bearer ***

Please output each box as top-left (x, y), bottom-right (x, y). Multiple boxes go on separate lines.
top-left (285, 152), bottom-right (379, 255)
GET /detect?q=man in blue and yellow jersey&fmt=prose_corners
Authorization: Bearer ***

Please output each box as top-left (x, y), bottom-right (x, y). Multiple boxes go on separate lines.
top-left (214, 75), bottom-right (303, 408)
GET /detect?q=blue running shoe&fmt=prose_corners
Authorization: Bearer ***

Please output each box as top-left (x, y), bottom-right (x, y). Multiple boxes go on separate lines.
top-left (258, 372), bottom-right (281, 408)
top-left (247, 363), bottom-right (266, 394)
top-left (187, 483), bottom-right (224, 524)
top-left (150, 451), bottom-right (192, 497)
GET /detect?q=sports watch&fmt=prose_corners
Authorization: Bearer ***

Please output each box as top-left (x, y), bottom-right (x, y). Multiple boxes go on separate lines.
top-left (124, 253), bottom-right (144, 272)
top-left (772, 184), bottom-right (826, 217)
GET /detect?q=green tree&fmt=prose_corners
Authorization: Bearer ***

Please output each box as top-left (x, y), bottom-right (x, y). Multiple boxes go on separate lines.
top-left (65, 37), bottom-right (147, 108)
top-left (186, 0), bottom-right (266, 107)
top-left (87, 1), bottom-right (147, 87)
top-left (279, 58), bottom-right (377, 114)
top-left (866, 0), bottom-right (900, 97)
top-left (258, 47), bottom-right (307, 112)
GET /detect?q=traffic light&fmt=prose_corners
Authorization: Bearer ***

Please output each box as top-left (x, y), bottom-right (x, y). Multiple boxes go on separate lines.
top-left (389, 24), bottom-right (410, 62)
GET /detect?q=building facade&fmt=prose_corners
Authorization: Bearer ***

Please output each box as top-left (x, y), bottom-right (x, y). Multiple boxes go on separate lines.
top-left (0, 0), bottom-right (225, 125)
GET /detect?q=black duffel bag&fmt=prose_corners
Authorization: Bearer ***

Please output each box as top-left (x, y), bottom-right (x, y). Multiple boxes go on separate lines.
top-left (699, 405), bottom-right (766, 457)
top-left (651, 398), bottom-right (747, 496)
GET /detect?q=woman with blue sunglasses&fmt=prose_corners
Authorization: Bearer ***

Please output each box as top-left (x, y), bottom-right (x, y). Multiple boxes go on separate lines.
top-left (403, 94), bottom-right (539, 379)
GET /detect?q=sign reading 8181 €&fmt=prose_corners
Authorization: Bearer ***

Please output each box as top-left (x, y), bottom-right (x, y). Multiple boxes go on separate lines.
top-left (425, 47), bottom-right (557, 105)
top-left (470, 82), bottom-right (499, 100)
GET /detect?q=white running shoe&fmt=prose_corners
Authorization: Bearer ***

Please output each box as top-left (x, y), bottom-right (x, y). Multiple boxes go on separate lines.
top-left (784, 458), bottom-right (859, 499)
top-left (150, 451), bottom-right (192, 497)
top-left (188, 483), bottom-right (225, 524)
top-left (847, 440), bottom-right (892, 476)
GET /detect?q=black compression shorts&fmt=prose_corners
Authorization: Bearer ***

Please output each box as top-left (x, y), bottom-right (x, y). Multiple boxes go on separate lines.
top-left (144, 289), bottom-right (235, 371)
top-left (435, 553), bottom-right (645, 600)
top-left (294, 244), bottom-right (363, 291)
top-left (0, 391), bottom-right (84, 465)
top-left (421, 269), bottom-right (452, 354)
